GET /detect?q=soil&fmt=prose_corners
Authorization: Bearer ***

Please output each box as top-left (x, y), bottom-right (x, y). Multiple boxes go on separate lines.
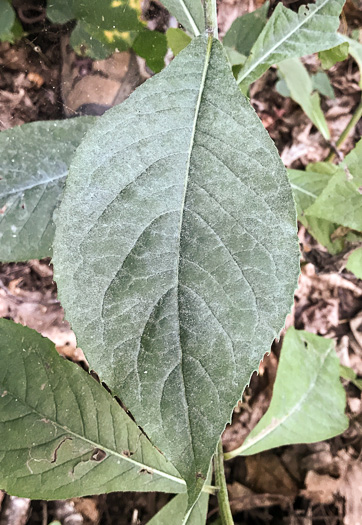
top-left (0, 1), bottom-right (361, 524)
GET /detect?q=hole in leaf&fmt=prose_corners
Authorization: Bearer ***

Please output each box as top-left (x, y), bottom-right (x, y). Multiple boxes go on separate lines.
top-left (91, 448), bottom-right (107, 462)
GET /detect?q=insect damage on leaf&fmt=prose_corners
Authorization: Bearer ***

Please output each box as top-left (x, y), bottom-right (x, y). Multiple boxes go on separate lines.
top-left (91, 448), bottom-right (107, 462)
top-left (51, 437), bottom-right (73, 463)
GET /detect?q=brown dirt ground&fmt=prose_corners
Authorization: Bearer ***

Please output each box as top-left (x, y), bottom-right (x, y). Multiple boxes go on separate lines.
top-left (0, 1), bottom-right (362, 524)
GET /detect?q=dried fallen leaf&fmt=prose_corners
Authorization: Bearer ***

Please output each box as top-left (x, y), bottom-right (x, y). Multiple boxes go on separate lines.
top-left (228, 482), bottom-right (291, 513)
top-left (246, 453), bottom-right (299, 498)
top-left (301, 471), bottom-right (341, 504)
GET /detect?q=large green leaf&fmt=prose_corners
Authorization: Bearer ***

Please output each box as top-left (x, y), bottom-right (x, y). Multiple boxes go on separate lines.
top-left (237, 0), bottom-right (345, 89)
top-left (223, 2), bottom-right (269, 57)
top-left (305, 140), bottom-right (362, 230)
top-left (160, 0), bottom-right (205, 37)
top-left (0, 319), bottom-right (185, 499)
top-left (278, 58), bottom-right (330, 139)
top-left (225, 327), bottom-right (348, 458)
top-left (0, 117), bottom-right (95, 262)
top-left (53, 36), bottom-right (300, 506)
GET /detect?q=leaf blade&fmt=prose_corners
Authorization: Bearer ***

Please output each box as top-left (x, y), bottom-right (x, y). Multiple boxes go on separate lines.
top-left (53, 36), bottom-right (300, 505)
top-left (223, 2), bottom-right (269, 57)
top-left (230, 327), bottom-right (348, 457)
top-left (287, 167), bottom-right (344, 254)
top-left (0, 319), bottom-right (185, 499)
top-left (237, 0), bottom-right (345, 88)
top-left (305, 140), bottom-right (362, 230)
top-left (160, 0), bottom-right (205, 37)
top-left (278, 58), bottom-right (330, 139)
top-left (0, 117), bottom-right (95, 262)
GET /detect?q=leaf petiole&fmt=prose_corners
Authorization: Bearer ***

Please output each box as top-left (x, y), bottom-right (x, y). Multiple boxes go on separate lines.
top-left (214, 440), bottom-right (234, 525)
top-left (204, 0), bottom-right (218, 39)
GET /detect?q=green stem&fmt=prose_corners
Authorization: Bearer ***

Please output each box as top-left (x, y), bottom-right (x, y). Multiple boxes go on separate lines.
top-left (326, 97), bottom-right (362, 162)
top-left (205, 0), bottom-right (218, 39)
top-left (214, 439), bottom-right (234, 525)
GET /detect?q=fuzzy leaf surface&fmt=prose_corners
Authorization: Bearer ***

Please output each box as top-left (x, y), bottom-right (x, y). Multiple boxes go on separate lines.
top-left (237, 0), bottom-right (345, 88)
top-left (53, 36), bottom-right (299, 505)
top-left (0, 117), bottom-right (95, 262)
top-left (230, 327), bottom-right (348, 456)
top-left (0, 319), bottom-right (185, 499)
top-left (160, 0), bottom-right (204, 36)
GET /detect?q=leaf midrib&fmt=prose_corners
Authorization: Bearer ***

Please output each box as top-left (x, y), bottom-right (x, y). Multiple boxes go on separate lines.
top-left (174, 36), bottom-right (213, 467)
top-left (0, 172), bottom-right (66, 199)
top-left (237, 0), bottom-right (332, 84)
top-left (1, 379), bottom-right (186, 487)
top-left (289, 182), bottom-right (318, 199)
top-left (239, 343), bottom-right (333, 454)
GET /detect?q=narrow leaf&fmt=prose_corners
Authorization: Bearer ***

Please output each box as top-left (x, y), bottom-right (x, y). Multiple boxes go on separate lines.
top-left (160, 0), bottom-right (204, 37)
top-left (223, 2), bottom-right (269, 57)
top-left (278, 58), bottom-right (330, 139)
top-left (53, 36), bottom-right (300, 505)
top-left (0, 319), bottom-right (185, 499)
top-left (0, 117), bottom-right (95, 262)
top-left (229, 327), bottom-right (348, 457)
top-left (237, 0), bottom-right (345, 88)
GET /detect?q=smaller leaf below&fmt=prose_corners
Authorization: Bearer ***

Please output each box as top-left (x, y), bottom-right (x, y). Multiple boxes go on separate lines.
top-left (225, 327), bottom-right (348, 458)
top-left (0, 319), bottom-right (185, 499)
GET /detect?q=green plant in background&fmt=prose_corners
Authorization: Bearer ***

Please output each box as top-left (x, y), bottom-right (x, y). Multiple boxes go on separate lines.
top-left (289, 140), bottom-right (362, 272)
top-left (46, 0), bottom-right (168, 71)
top-left (0, 0), bottom-right (23, 42)
top-left (0, 0), bottom-right (359, 523)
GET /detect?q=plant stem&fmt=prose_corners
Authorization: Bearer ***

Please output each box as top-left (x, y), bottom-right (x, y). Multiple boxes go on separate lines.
top-left (214, 439), bottom-right (234, 525)
top-left (326, 97), bottom-right (362, 162)
top-left (205, 0), bottom-right (218, 39)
